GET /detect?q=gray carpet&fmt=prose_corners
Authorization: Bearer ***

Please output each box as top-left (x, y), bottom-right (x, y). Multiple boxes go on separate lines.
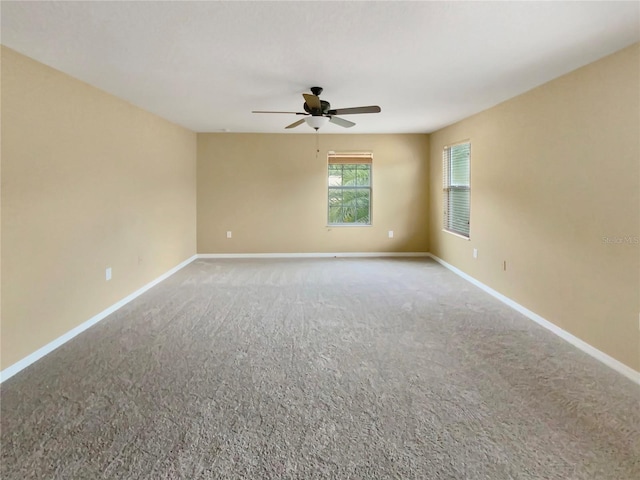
top-left (1, 257), bottom-right (639, 479)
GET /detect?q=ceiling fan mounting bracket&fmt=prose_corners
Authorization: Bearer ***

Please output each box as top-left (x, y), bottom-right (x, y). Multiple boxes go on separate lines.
top-left (310, 86), bottom-right (323, 96)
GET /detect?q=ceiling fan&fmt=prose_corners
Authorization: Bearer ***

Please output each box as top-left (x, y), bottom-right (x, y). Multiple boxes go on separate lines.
top-left (252, 87), bottom-right (381, 130)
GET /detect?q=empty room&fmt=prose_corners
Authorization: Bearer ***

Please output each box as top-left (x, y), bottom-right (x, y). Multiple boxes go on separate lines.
top-left (1, 1), bottom-right (639, 479)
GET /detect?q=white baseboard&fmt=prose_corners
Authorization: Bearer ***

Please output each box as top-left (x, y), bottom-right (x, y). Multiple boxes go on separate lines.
top-left (197, 252), bottom-right (430, 259)
top-left (9, 252), bottom-right (633, 386)
top-left (0, 255), bottom-right (198, 383)
top-left (0, 252), bottom-right (422, 382)
top-left (426, 253), bottom-right (640, 385)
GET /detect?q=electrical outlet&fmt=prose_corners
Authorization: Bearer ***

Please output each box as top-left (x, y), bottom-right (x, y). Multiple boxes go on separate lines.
top-left (226, 231), bottom-right (232, 239)
top-left (388, 230), bottom-right (394, 238)
top-left (106, 267), bottom-right (112, 281)
top-left (473, 248), bottom-right (478, 259)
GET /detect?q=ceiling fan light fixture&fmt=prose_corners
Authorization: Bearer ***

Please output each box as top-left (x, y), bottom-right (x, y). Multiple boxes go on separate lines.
top-left (305, 116), bottom-right (329, 130)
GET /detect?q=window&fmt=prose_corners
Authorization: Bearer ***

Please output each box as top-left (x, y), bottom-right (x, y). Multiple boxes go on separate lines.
top-left (327, 153), bottom-right (372, 225)
top-left (443, 142), bottom-right (470, 238)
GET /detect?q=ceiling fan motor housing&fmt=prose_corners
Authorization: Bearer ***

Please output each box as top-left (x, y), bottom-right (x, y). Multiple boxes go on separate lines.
top-left (303, 100), bottom-right (331, 115)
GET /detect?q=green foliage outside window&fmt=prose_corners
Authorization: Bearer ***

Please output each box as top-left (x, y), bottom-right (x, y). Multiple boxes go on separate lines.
top-left (328, 164), bottom-right (371, 224)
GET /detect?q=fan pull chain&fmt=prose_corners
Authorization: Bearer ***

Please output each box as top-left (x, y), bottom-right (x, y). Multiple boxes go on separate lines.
top-left (316, 131), bottom-right (320, 159)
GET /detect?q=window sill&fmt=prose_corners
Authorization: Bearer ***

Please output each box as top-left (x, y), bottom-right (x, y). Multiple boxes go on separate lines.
top-left (442, 229), bottom-right (470, 240)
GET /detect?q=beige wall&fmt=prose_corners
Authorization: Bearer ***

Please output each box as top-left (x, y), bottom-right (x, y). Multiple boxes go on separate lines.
top-left (3, 41), bottom-right (636, 376)
top-left (1, 47), bottom-right (197, 370)
top-left (197, 133), bottom-right (429, 254)
top-left (429, 43), bottom-right (640, 371)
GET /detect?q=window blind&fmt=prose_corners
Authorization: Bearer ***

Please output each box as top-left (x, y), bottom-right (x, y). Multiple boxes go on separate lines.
top-left (327, 152), bottom-right (373, 165)
top-left (443, 142), bottom-right (470, 238)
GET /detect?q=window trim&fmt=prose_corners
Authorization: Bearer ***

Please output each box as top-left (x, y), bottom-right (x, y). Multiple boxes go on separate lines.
top-left (442, 140), bottom-right (471, 239)
top-left (327, 152), bottom-right (373, 226)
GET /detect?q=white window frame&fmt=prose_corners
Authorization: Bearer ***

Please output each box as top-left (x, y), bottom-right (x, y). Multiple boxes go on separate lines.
top-left (327, 152), bottom-right (373, 226)
top-left (443, 141), bottom-right (471, 239)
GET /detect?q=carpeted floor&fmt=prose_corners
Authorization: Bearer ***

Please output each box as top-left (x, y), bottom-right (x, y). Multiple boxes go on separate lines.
top-left (1, 257), bottom-right (639, 479)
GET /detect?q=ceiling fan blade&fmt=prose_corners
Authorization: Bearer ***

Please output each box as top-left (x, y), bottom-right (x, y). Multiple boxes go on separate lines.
top-left (285, 119), bottom-right (306, 129)
top-left (303, 93), bottom-right (321, 111)
top-left (328, 106), bottom-right (381, 115)
top-left (252, 111), bottom-right (306, 115)
top-left (329, 116), bottom-right (355, 128)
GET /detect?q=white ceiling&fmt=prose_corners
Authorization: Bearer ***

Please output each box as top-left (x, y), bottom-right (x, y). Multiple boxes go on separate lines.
top-left (1, 1), bottom-right (638, 134)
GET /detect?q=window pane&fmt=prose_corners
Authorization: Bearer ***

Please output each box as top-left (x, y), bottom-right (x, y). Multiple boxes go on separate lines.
top-left (328, 175), bottom-right (342, 187)
top-left (355, 203), bottom-right (370, 223)
top-left (448, 189), bottom-right (470, 235)
top-left (357, 189), bottom-right (370, 206)
top-left (450, 144), bottom-right (470, 186)
top-left (328, 165), bottom-right (343, 186)
top-left (328, 206), bottom-right (342, 223)
top-left (355, 165), bottom-right (370, 186)
top-left (342, 167), bottom-right (357, 186)
top-left (343, 207), bottom-right (356, 222)
top-left (342, 189), bottom-right (358, 207)
top-left (328, 188), bottom-right (342, 205)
